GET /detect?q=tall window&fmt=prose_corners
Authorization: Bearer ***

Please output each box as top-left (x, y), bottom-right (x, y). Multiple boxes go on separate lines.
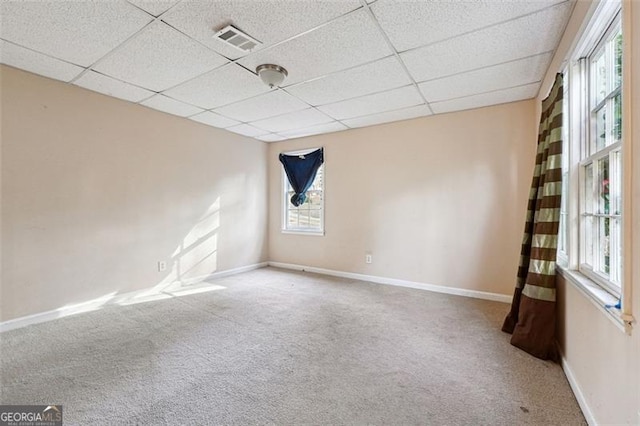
top-left (282, 151), bottom-right (324, 234)
top-left (579, 12), bottom-right (622, 295)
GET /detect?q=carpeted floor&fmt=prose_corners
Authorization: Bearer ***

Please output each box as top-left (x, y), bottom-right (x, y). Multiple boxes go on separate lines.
top-left (0, 267), bottom-right (585, 425)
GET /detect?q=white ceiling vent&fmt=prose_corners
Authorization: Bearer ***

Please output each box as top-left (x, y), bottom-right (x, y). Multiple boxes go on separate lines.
top-left (214, 25), bottom-right (262, 53)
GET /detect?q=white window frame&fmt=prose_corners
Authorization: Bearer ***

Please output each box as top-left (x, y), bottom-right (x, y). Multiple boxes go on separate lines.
top-left (557, 65), bottom-right (571, 267)
top-left (559, 0), bottom-right (634, 333)
top-left (281, 147), bottom-right (325, 236)
top-left (577, 10), bottom-right (623, 296)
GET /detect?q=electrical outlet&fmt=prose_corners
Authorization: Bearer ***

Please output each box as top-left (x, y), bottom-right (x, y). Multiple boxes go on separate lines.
top-left (157, 261), bottom-right (167, 272)
top-left (365, 254), bottom-right (372, 264)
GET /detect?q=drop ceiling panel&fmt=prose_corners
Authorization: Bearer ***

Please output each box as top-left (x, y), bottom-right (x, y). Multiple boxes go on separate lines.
top-left (141, 94), bottom-right (204, 117)
top-left (127, 0), bottom-right (178, 17)
top-left (430, 83), bottom-right (540, 114)
top-left (189, 111), bottom-right (240, 129)
top-left (371, 0), bottom-right (566, 52)
top-left (0, 1), bottom-right (152, 67)
top-left (342, 104), bottom-right (433, 129)
top-left (418, 53), bottom-right (552, 103)
top-left (0, 40), bottom-right (84, 82)
top-left (286, 56), bottom-right (410, 106)
top-left (163, 63), bottom-right (269, 110)
top-left (250, 108), bottom-right (334, 133)
top-left (226, 124), bottom-right (269, 138)
top-left (318, 85), bottom-right (423, 121)
top-left (73, 71), bottom-right (154, 103)
top-left (94, 22), bottom-right (228, 92)
top-left (162, 0), bottom-right (361, 60)
top-left (257, 134), bottom-right (287, 142)
top-left (401, 2), bottom-right (573, 83)
top-left (213, 90), bottom-right (308, 123)
top-left (278, 121), bottom-right (348, 139)
top-left (238, 10), bottom-right (393, 86)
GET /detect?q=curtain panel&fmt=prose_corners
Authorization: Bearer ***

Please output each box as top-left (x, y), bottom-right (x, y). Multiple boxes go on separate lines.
top-left (502, 73), bottom-right (564, 360)
top-left (279, 148), bottom-right (324, 207)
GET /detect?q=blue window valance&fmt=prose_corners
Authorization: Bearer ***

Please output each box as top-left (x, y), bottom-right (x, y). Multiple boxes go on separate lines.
top-left (279, 148), bottom-right (324, 207)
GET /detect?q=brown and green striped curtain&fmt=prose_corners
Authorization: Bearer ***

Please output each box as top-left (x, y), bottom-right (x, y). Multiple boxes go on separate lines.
top-left (502, 73), bottom-right (563, 360)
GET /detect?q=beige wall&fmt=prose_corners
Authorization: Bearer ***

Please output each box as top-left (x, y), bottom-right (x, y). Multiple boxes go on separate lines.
top-left (547, 0), bottom-right (640, 424)
top-left (268, 100), bottom-right (537, 297)
top-left (0, 66), bottom-right (269, 322)
top-left (557, 274), bottom-right (639, 424)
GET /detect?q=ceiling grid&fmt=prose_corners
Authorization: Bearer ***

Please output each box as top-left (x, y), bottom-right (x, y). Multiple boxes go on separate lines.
top-left (0, 0), bottom-right (575, 141)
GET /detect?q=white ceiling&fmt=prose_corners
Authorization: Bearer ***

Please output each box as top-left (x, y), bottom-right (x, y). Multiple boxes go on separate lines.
top-left (0, 0), bottom-right (574, 142)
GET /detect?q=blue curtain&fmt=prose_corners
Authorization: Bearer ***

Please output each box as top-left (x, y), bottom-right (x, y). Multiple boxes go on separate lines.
top-left (279, 148), bottom-right (324, 206)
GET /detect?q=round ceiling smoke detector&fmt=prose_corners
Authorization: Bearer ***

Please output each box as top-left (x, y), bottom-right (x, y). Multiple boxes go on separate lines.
top-left (256, 64), bottom-right (288, 89)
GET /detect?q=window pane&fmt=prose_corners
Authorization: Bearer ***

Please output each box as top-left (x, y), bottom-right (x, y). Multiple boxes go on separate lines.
top-left (585, 215), bottom-right (594, 266)
top-left (593, 50), bottom-right (608, 104)
top-left (598, 216), bottom-right (610, 275)
top-left (559, 213), bottom-right (567, 253)
top-left (595, 105), bottom-right (607, 150)
top-left (559, 170), bottom-right (568, 253)
top-left (283, 162), bottom-right (323, 231)
top-left (612, 151), bottom-right (622, 215)
top-left (287, 209), bottom-right (298, 228)
top-left (613, 29), bottom-right (622, 90)
top-left (598, 157), bottom-right (609, 215)
top-left (585, 164), bottom-right (594, 214)
top-left (611, 218), bottom-right (622, 284)
top-left (612, 93), bottom-right (622, 142)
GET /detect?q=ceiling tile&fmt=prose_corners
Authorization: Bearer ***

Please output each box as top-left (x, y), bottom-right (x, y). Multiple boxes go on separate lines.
top-left (257, 134), bottom-right (287, 142)
top-left (0, 40), bottom-right (84, 82)
top-left (250, 108), bottom-right (334, 133)
top-left (401, 2), bottom-right (573, 83)
top-left (370, 0), bottom-right (566, 52)
top-left (189, 111), bottom-right (240, 129)
top-left (342, 104), bottom-right (432, 129)
top-left (317, 85), bottom-right (423, 121)
top-left (226, 124), bottom-right (269, 138)
top-left (94, 22), bottom-right (228, 92)
top-left (418, 53), bottom-right (552, 103)
top-left (213, 90), bottom-right (308, 122)
top-left (0, 1), bottom-right (152, 67)
top-left (278, 121), bottom-right (348, 139)
top-left (162, 0), bottom-right (361, 60)
top-left (285, 56), bottom-right (411, 106)
top-left (163, 63), bottom-right (269, 109)
top-left (430, 83), bottom-right (540, 114)
top-left (238, 10), bottom-right (393, 86)
top-left (127, 0), bottom-right (178, 17)
top-left (73, 71), bottom-right (155, 103)
top-left (140, 94), bottom-right (204, 117)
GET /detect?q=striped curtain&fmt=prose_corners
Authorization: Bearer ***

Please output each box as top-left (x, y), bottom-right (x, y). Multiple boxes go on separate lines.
top-left (502, 73), bottom-right (563, 360)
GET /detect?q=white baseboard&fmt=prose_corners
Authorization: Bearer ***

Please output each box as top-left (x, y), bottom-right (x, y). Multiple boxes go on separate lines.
top-left (267, 261), bottom-right (512, 303)
top-left (178, 262), bottom-right (269, 286)
top-left (0, 262), bottom-right (268, 333)
top-left (1, 261), bottom-right (507, 332)
top-left (558, 347), bottom-right (596, 425)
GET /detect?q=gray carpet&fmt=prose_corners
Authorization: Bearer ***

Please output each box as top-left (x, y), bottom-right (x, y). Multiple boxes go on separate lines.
top-left (1, 267), bottom-right (585, 425)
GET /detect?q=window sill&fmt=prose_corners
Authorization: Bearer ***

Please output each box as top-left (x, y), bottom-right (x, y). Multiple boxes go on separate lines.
top-left (281, 229), bottom-right (325, 237)
top-left (557, 265), bottom-right (634, 335)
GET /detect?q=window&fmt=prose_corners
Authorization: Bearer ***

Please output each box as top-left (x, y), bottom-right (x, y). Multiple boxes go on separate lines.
top-left (578, 13), bottom-right (622, 295)
top-left (282, 150), bottom-right (324, 234)
top-left (559, 0), bottom-right (633, 330)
